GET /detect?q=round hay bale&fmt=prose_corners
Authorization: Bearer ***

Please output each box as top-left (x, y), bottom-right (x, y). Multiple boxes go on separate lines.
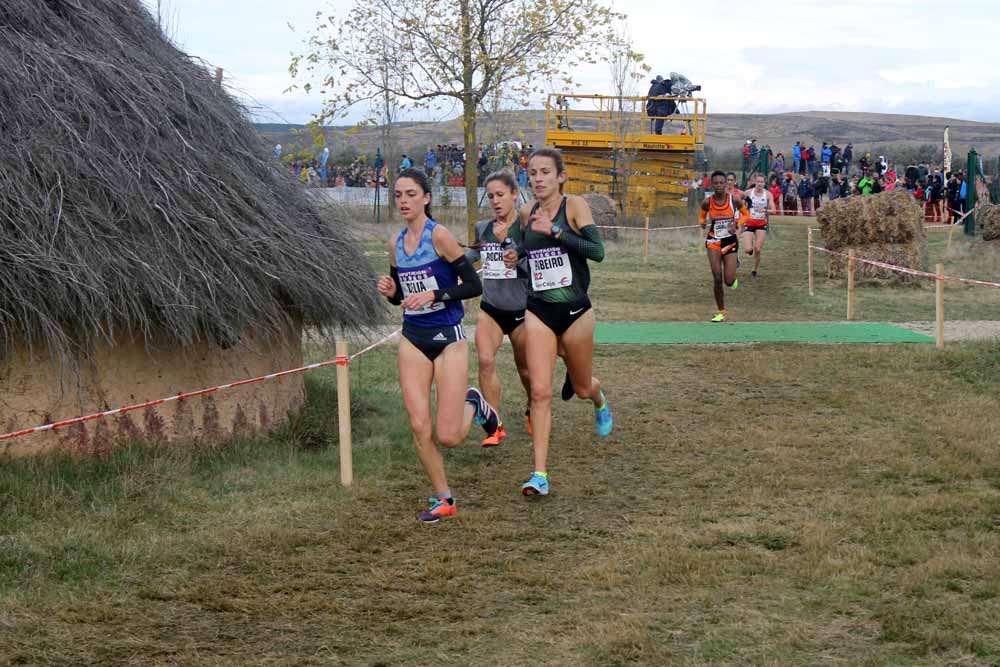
top-left (816, 189), bottom-right (927, 281)
top-left (582, 192), bottom-right (619, 240)
top-left (980, 204), bottom-right (1000, 241)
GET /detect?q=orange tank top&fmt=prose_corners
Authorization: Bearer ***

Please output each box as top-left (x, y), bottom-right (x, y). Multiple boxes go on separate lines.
top-left (704, 194), bottom-right (738, 239)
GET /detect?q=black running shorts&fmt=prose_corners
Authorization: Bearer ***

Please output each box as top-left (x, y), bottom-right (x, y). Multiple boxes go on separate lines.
top-left (480, 301), bottom-right (526, 337)
top-left (526, 295), bottom-right (592, 337)
top-left (402, 321), bottom-right (466, 362)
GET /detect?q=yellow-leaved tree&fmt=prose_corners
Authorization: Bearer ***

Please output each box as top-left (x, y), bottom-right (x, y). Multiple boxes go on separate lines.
top-left (290, 0), bottom-right (622, 242)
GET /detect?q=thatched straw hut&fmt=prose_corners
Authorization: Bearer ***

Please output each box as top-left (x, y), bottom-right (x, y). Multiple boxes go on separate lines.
top-left (817, 189), bottom-right (927, 281)
top-left (0, 0), bottom-right (383, 455)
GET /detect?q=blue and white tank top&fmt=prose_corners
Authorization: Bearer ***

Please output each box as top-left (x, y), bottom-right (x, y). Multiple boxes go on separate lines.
top-left (395, 219), bottom-right (464, 328)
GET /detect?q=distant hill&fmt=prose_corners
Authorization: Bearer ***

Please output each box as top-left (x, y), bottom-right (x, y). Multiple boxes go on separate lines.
top-left (256, 110), bottom-right (1000, 163)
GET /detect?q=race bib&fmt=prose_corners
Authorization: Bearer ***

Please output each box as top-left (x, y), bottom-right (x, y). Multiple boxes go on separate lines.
top-left (481, 242), bottom-right (516, 280)
top-left (751, 206), bottom-right (766, 220)
top-left (528, 248), bottom-right (573, 291)
top-left (713, 220), bottom-right (733, 237)
top-left (398, 268), bottom-right (444, 315)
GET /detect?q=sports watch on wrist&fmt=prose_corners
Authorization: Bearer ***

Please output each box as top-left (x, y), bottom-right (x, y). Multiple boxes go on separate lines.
top-left (549, 223), bottom-right (563, 238)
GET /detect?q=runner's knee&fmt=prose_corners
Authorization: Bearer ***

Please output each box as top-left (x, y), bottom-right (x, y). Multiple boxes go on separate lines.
top-left (437, 426), bottom-right (463, 449)
top-left (409, 416), bottom-right (433, 444)
top-left (530, 382), bottom-right (553, 405)
top-left (477, 350), bottom-right (497, 374)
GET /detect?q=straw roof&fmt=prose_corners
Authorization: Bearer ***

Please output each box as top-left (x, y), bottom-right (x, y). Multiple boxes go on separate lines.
top-left (0, 0), bottom-right (383, 358)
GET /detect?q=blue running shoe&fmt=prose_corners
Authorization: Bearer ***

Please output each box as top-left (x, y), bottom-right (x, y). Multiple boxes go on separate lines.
top-left (595, 394), bottom-right (613, 437)
top-left (521, 473), bottom-right (549, 496)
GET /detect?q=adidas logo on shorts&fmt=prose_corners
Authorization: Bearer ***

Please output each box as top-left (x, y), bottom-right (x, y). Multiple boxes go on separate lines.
top-left (432, 332), bottom-right (447, 341)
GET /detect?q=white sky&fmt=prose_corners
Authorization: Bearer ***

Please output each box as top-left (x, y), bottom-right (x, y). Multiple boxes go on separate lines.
top-left (149, 0), bottom-right (1000, 124)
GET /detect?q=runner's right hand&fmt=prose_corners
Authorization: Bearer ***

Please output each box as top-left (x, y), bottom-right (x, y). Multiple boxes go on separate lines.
top-left (376, 276), bottom-right (396, 299)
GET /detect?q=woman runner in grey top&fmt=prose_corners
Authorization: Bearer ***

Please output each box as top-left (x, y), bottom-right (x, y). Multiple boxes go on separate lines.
top-left (465, 171), bottom-right (531, 447)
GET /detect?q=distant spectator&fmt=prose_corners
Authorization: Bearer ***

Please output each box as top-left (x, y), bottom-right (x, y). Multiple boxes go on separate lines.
top-left (769, 176), bottom-right (783, 215)
top-left (947, 173), bottom-right (961, 222)
top-left (424, 148), bottom-right (437, 176)
top-left (813, 174), bottom-right (828, 211)
top-left (843, 143), bottom-right (854, 176)
top-left (772, 152), bottom-right (785, 176)
top-left (792, 141), bottom-right (802, 174)
top-left (399, 154), bottom-right (412, 171)
top-left (858, 173), bottom-right (876, 195)
top-left (784, 173), bottom-right (799, 216)
top-left (860, 152), bottom-right (871, 176)
top-left (798, 174), bottom-right (814, 214)
top-left (831, 146), bottom-right (845, 175)
top-left (821, 142), bottom-right (832, 167)
top-left (829, 174), bottom-right (844, 200)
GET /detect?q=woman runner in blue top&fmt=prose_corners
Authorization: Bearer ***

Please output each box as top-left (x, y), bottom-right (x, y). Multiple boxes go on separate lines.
top-left (376, 169), bottom-right (499, 524)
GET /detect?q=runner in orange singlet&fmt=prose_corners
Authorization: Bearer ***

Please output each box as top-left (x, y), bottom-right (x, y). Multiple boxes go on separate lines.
top-left (700, 171), bottom-right (749, 322)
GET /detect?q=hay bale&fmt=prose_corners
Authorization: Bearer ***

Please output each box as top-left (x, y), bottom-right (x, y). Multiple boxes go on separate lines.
top-left (817, 189), bottom-right (927, 281)
top-left (980, 204), bottom-right (1000, 241)
top-left (582, 192), bottom-right (619, 239)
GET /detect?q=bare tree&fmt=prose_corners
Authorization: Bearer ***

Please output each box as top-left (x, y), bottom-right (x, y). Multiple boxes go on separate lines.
top-left (606, 26), bottom-right (648, 218)
top-left (291, 0), bottom-right (622, 242)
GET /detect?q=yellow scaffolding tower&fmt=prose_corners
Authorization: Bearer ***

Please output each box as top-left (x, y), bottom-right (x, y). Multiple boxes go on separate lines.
top-left (545, 93), bottom-right (707, 215)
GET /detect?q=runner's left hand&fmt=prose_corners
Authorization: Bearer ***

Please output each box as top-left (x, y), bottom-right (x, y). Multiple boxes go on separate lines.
top-left (402, 291), bottom-right (436, 311)
top-left (529, 207), bottom-right (554, 236)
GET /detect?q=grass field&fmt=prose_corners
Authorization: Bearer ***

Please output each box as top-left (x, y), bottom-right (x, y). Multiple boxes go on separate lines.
top-left (3, 216), bottom-right (1000, 665)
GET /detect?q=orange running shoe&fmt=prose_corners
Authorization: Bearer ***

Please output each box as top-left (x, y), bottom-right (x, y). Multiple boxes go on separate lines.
top-left (481, 423), bottom-right (507, 448)
top-left (419, 496), bottom-right (456, 524)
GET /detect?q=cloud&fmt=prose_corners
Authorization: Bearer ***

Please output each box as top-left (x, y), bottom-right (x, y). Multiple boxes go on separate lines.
top-left (877, 63), bottom-right (991, 89)
top-left (149, 0), bottom-right (1000, 124)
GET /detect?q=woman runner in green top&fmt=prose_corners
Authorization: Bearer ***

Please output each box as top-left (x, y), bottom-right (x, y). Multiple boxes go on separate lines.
top-left (503, 147), bottom-right (612, 498)
top-left (466, 171), bottom-right (531, 447)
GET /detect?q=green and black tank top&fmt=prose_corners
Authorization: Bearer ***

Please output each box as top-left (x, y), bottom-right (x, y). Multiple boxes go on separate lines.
top-left (521, 197), bottom-right (591, 304)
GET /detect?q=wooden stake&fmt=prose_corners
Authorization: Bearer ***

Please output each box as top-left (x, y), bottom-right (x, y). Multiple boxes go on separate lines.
top-left (846, 249), bottom-right (856, 321)
top-left (936, 263), bottom-right (945, 349)
top-left (643, 216), bottom-right (650, 262)
top-left (807, 227), bottom-right (815, 296)
top-left (335, 341), bottom-right (353, 487)
top-left (214, 67), bottom-right (224, 86)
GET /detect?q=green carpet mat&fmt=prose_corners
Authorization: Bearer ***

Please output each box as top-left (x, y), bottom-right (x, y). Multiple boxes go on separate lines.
top-left (595, 322), bottom-right (933, 345)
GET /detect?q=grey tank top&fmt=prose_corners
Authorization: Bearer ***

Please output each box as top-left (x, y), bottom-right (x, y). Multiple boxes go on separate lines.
top-left (469, 218), bottom-right (528, 313)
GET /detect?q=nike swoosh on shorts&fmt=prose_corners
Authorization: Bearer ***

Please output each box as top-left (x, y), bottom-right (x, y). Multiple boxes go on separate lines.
top-left (569, 308), bottom-right (584, 315)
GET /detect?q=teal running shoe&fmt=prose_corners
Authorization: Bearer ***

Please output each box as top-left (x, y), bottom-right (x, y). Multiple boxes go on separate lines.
top-left (595, 395), bottom-right (613, 437)
top-left (521, 473), bottom-right (549, 496)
